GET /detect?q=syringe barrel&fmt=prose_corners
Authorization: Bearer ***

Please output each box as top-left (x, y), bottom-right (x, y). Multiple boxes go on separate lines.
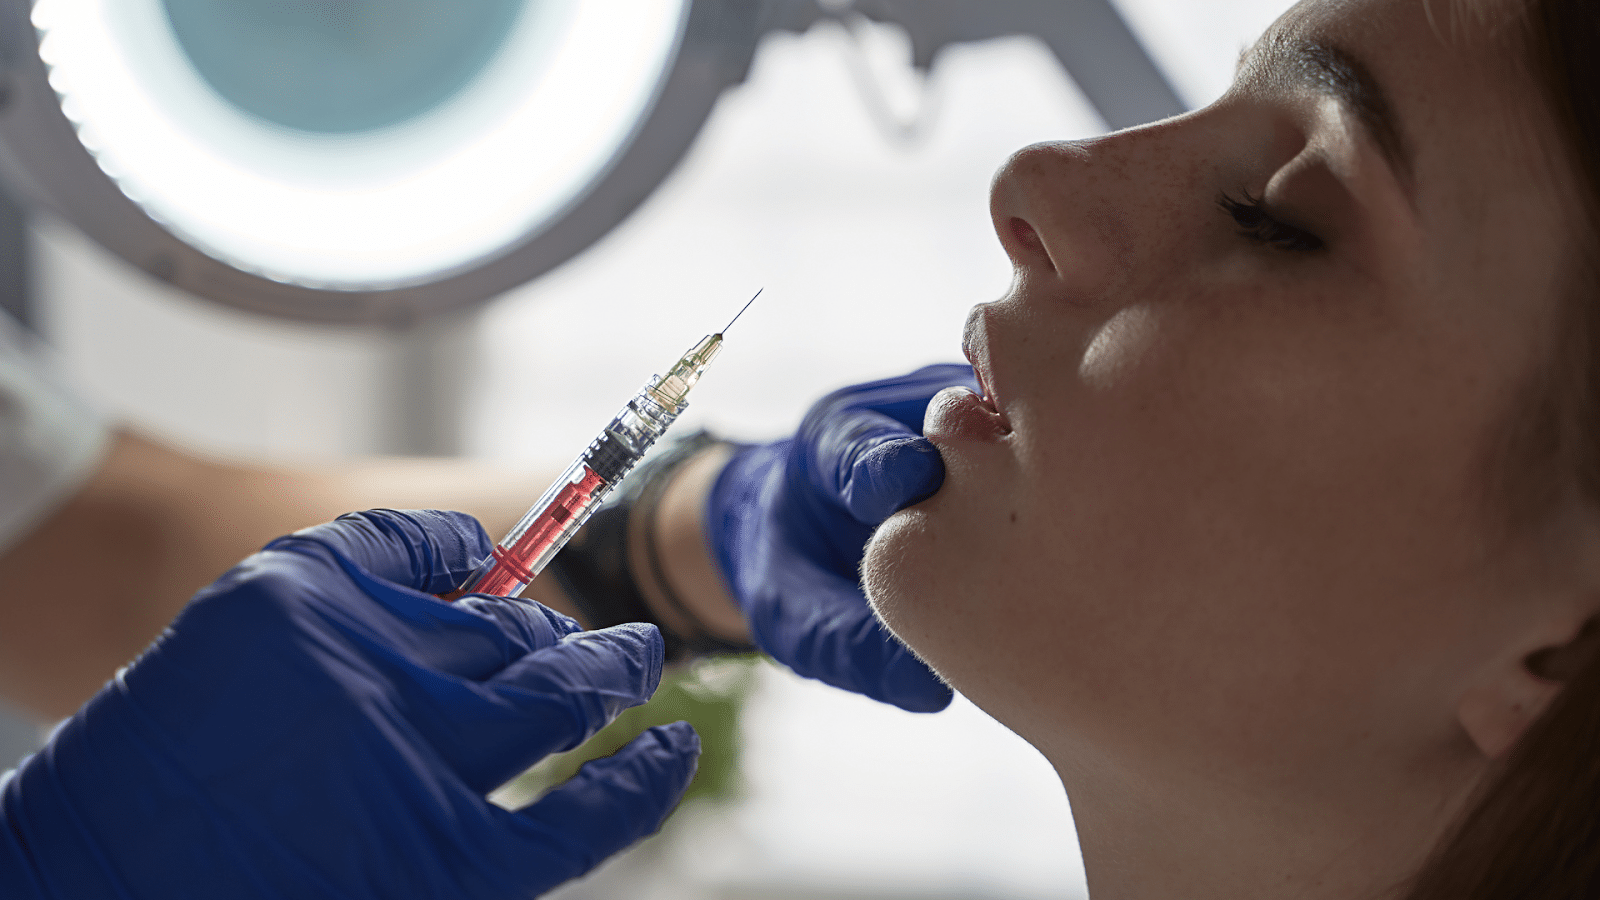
top-left (454, 380), bottom-right (682, 597)
top-left (583, 386), bottom-right (679, 483)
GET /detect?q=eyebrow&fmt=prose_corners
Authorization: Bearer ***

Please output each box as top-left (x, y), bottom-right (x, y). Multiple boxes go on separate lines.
top-left (1289, 40), bottom-right (1415, 186)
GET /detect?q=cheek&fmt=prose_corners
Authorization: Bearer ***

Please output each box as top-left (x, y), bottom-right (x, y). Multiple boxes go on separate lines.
top-left (1078, 306), bottom-right (1163, 390)
top-left (875, 298), bottom-right (1517, 760)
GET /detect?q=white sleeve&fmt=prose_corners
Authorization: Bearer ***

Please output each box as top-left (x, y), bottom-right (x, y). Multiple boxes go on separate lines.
top-left (0, 312), bottom-right (110, 555)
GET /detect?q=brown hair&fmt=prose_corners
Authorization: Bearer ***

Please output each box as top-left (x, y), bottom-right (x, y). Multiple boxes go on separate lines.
top-left (1405, 1), bottom-right (1600, 896)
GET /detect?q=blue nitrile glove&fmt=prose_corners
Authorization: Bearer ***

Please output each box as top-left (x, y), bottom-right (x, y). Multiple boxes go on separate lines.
top-left (0, 508), bottom-right (700, 900)
top-left (707, 364), bottom-right (977, 712)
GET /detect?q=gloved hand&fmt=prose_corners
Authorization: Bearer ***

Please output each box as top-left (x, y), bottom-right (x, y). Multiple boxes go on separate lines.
top-left (707, 364), bottom-right (977, 712)
top-left (0, 509), bottom-right (700, 900)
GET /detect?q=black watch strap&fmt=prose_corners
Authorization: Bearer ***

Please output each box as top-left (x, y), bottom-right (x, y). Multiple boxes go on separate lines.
top-left (544, 431), bottom-right (758, 663)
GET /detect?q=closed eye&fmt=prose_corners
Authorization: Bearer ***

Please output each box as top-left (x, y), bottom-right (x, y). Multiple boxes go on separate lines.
top-left (1219, 191), bottom-right (1324, 253)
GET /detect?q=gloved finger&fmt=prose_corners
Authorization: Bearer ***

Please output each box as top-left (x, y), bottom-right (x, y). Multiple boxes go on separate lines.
top-left (265, 508), bottom-right (492, 596)
top-left (805, 407), bottom-right (924, 508)
top-left (803, 363), bottom-right (978, 433)
top-left (801, 367), bottom-right (977, 524)
top-left (454, 594), bottom-right (584, 656)
top-left (135, 536), bottom-right (563, 726)
top-left (300, 569), bottom-right (580, 684)
top-left (260, 511), bottom-right (585, 681)
top-left (749, 570), bottom-right (953, 713)
top-left (426, 623), bottom-right (668, 793)
top-left (838, 433), bottom-right (946, 524)
top-left (369, 594), bottom-right (582, 683)
top-left (506, 722), bottom-right (701, 890)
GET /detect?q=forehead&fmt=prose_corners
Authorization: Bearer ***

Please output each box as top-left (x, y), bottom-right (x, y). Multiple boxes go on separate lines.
top-left (1253, 0), bottom-right (1580, 298)
top-left (1260, 0), bottom-right (1548, 176)
top-left (1253, 0), bottom-right (1537, 138)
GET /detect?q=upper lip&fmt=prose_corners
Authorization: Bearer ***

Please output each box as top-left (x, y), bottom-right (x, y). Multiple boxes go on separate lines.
top-left (962, 306), bottom-right (1012, 432)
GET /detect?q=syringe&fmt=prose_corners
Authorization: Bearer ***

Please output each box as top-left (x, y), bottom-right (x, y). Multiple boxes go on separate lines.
top-left (451, 291), bottom-right (759, 599)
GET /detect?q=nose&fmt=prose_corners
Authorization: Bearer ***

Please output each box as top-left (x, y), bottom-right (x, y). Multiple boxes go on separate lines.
top-left (989, 138), bottom-right (1139, 301)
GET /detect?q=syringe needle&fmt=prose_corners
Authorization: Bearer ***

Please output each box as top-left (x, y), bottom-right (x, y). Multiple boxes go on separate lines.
top-left (451, 291), bottom-right (754, 599)
top-left (720, 288), bottom-right (762, 335)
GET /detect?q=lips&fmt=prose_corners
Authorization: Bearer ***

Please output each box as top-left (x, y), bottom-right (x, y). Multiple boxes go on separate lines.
top-left (924, 385), bottom-right (1010, 443)
top-left (961, 305), bottom-right (1012, 433)
top-left (969, 363), bottom-right (1007, 424)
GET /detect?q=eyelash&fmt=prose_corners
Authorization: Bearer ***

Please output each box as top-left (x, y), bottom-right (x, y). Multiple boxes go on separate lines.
top-left (1218, 191), bottom-right (1325, 253)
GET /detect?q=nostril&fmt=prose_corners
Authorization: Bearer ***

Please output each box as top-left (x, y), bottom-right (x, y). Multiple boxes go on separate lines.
top-left (1009, 217), bottom-right (1054, 271)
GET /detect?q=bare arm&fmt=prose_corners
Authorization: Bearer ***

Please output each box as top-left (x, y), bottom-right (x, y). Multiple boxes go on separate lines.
top-left (0, 430), bottom-right (589, 718)
top-left (626, 443), bottom-right (752, 646)
top-left (0, 427), bottom-right (750, 719)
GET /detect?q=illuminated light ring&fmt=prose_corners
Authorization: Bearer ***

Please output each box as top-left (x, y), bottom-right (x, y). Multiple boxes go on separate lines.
top-left (28, 0), bottom-right (688, 291)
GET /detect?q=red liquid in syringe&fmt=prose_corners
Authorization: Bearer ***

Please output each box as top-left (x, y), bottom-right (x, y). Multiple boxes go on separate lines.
top-left (468, 464), bottom-right (609, 597)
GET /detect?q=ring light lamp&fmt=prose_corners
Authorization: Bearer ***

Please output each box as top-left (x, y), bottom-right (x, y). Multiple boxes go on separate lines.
top-left (0, 0), bottom-right (761, 324)
top-left (0, 0), bottom-right (1182, 326)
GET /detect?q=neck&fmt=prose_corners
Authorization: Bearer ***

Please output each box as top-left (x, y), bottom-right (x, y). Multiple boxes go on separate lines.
top-left (1047, 743), bottom-right (1479, 900)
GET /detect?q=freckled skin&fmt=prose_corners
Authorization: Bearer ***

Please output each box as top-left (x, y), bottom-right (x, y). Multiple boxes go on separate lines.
top-left (862, 1), bottom-right (1599, 898)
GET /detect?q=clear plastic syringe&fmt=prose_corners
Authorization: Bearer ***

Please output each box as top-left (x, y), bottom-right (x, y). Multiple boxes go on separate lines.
top-left (451, 291), bottom-right (758, 599)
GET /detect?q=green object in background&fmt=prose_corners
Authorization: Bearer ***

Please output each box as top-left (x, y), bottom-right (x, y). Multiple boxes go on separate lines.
top-left (493, 654), bottom-right (759, 812)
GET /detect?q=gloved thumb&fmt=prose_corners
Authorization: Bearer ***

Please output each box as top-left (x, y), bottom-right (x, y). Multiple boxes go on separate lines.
top-left (264, 508), bottom-right (492, 596)
top-left (840, 435), bottom-right (945, 523)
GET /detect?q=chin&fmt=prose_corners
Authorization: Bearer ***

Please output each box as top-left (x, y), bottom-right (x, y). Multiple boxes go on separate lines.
top-left (862, 503), bottom-right (959, 675)
top-left (862, 508), bottom-right (927, 641)
top-left (865, 501), bottom-right (1037, 741)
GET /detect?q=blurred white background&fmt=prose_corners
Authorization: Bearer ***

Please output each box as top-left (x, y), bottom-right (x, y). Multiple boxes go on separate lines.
top-left (30, 1), bottom-right (1296, 897)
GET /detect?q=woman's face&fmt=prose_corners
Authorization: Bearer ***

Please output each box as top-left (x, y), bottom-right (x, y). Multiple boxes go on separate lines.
top-left (866, 0), bottom-right (1589, 799)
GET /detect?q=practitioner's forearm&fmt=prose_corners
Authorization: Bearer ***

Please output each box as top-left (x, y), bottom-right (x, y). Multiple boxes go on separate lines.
top-left (0, 430), bottom-right (576, 718)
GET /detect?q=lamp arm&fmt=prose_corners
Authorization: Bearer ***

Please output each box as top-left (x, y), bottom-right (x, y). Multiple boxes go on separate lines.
top-left (844, 0), bottom-right (1188, 129)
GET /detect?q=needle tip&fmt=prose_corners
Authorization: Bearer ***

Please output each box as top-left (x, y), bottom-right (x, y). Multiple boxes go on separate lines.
top-left (720, 288), bottom-right (763, 334)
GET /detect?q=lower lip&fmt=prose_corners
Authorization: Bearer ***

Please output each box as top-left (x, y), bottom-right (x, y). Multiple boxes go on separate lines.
top-left (923, 386), bottom-right (1010, 443)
